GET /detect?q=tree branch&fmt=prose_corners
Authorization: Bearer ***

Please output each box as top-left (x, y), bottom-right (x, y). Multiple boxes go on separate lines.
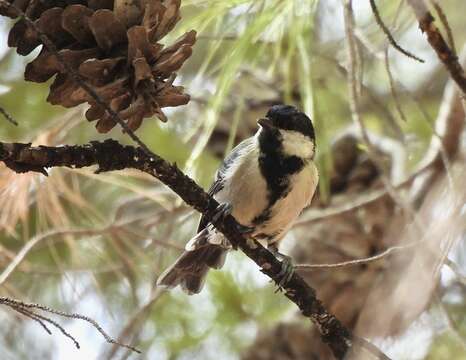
top-left (0, 139), bottom-right (391, 360)
top-left (408, 0), bottom-right (466, 94)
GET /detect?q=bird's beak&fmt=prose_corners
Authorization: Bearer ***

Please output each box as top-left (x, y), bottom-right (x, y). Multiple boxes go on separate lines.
top-left (258, 117), bottom-right (274, 130)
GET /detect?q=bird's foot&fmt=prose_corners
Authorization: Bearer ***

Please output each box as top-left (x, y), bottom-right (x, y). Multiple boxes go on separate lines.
top-left (212, 203), bottom-right (254, 234)
top-left (212, 202), bottom-right (233, 223)
top-left (277, 254), bottom-right (294, 289)
top-left (235, 223), bottom-right (255, 234)
top-left (269, 247), bottom-right (295, 291)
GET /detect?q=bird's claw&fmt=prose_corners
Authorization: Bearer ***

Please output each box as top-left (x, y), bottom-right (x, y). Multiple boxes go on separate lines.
top-left (276, 254), bottom-right (294, 289)
top-left (268, 248), bottom-right (295, 291)
top-left (235, 223), bottom-right (255, 234)
top-left (212, 202), bottom-right (233, 223)
top-left (212, 203), bottom-right (254, 234)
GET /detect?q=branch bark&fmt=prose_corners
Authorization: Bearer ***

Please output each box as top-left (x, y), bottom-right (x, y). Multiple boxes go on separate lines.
top-left (408, 0), bottom-right (466, 94)
top-left (0, 139), bottom-right (390, 360)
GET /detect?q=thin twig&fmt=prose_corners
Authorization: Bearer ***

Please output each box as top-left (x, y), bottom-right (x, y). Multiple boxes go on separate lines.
top-left (0, 105), bottom-right (18, 126)
top-left (22, 308), bottom-right (81, 349)
top-left (13, 307), bottom-right (52, 335)
top-left (384, 48), bottom-right (408, 122)
top-left (0, 297), bottom-right (141, 353)
top-left (369, 0), bottom-right (425, 62)
top-left (295, 241), bottom-right (420, 270)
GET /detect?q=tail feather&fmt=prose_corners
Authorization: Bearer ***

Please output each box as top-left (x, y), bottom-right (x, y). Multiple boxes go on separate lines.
top-left (157, 245), bottom-right (226, 294)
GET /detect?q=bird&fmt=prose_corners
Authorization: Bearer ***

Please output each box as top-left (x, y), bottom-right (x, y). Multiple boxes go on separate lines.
top-left (157, 104), bottom-right (318, 294)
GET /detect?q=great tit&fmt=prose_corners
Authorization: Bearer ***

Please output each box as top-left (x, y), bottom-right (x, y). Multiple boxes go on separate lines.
top-left (157, 104), bottom-right (318, 294)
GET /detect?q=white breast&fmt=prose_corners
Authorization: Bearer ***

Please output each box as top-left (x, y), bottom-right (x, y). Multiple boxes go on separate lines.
top-left (213, 140), bottom-right (269, 226)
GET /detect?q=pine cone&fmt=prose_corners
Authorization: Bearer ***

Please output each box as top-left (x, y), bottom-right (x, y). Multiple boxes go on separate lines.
top-left (1, 0), bottom-right (195, 132)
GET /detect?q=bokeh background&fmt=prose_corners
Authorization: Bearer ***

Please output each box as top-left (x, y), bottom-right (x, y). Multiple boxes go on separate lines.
top-left (1, 1), bottom-right (466, 359)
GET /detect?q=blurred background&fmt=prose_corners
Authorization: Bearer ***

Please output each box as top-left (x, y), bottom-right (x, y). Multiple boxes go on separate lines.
top-left (1, 0), bottom-right (466, 359)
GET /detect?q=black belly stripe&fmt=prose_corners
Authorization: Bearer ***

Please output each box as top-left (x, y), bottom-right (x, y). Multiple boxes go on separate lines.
top-left (253, 130), bottom-right (305, 225)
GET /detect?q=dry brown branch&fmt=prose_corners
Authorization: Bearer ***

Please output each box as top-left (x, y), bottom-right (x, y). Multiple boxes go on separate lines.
top-left (369, 0), bottom-right (424, 62)
top-left (408, 0), bottom-right (466, 94)
top-left (14, 306), bottom-right (53, 335)
top-left (0, 140), bottom-right (392, 359)
top-left (19, 307), bottom-right (81, 349)
top-left (0, 297), bottom-right (141, 353)
top-left (429, 0), bottom-right (457, 56)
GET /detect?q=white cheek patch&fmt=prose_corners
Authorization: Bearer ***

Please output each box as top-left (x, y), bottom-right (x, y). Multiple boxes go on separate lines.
top-left (279, 130), bottom-right (315, 159)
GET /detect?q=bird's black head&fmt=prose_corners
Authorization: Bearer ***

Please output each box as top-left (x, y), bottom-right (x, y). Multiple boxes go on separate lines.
top-left (259, 105), bottom-right (315, 141)
top-left (257, 105), bottom-right (316, 160)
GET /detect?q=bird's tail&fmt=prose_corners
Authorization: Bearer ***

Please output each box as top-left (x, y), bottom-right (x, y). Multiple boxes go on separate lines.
top-left (156, 231), bottom-right (227, 294)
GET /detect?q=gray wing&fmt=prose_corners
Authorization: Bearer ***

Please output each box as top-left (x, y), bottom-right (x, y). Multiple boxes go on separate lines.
top-left (197, 137), bottom-right (254, 232)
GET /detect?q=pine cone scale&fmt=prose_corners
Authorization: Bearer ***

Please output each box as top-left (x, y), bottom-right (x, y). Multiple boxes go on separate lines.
top-left (61, 4), bottom-right (95, 45)
top-left (2, 0), bottom-right (196, 132)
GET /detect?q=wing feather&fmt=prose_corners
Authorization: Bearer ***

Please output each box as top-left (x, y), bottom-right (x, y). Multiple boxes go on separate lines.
top-left (197, 138), bottom-right (254, 232)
